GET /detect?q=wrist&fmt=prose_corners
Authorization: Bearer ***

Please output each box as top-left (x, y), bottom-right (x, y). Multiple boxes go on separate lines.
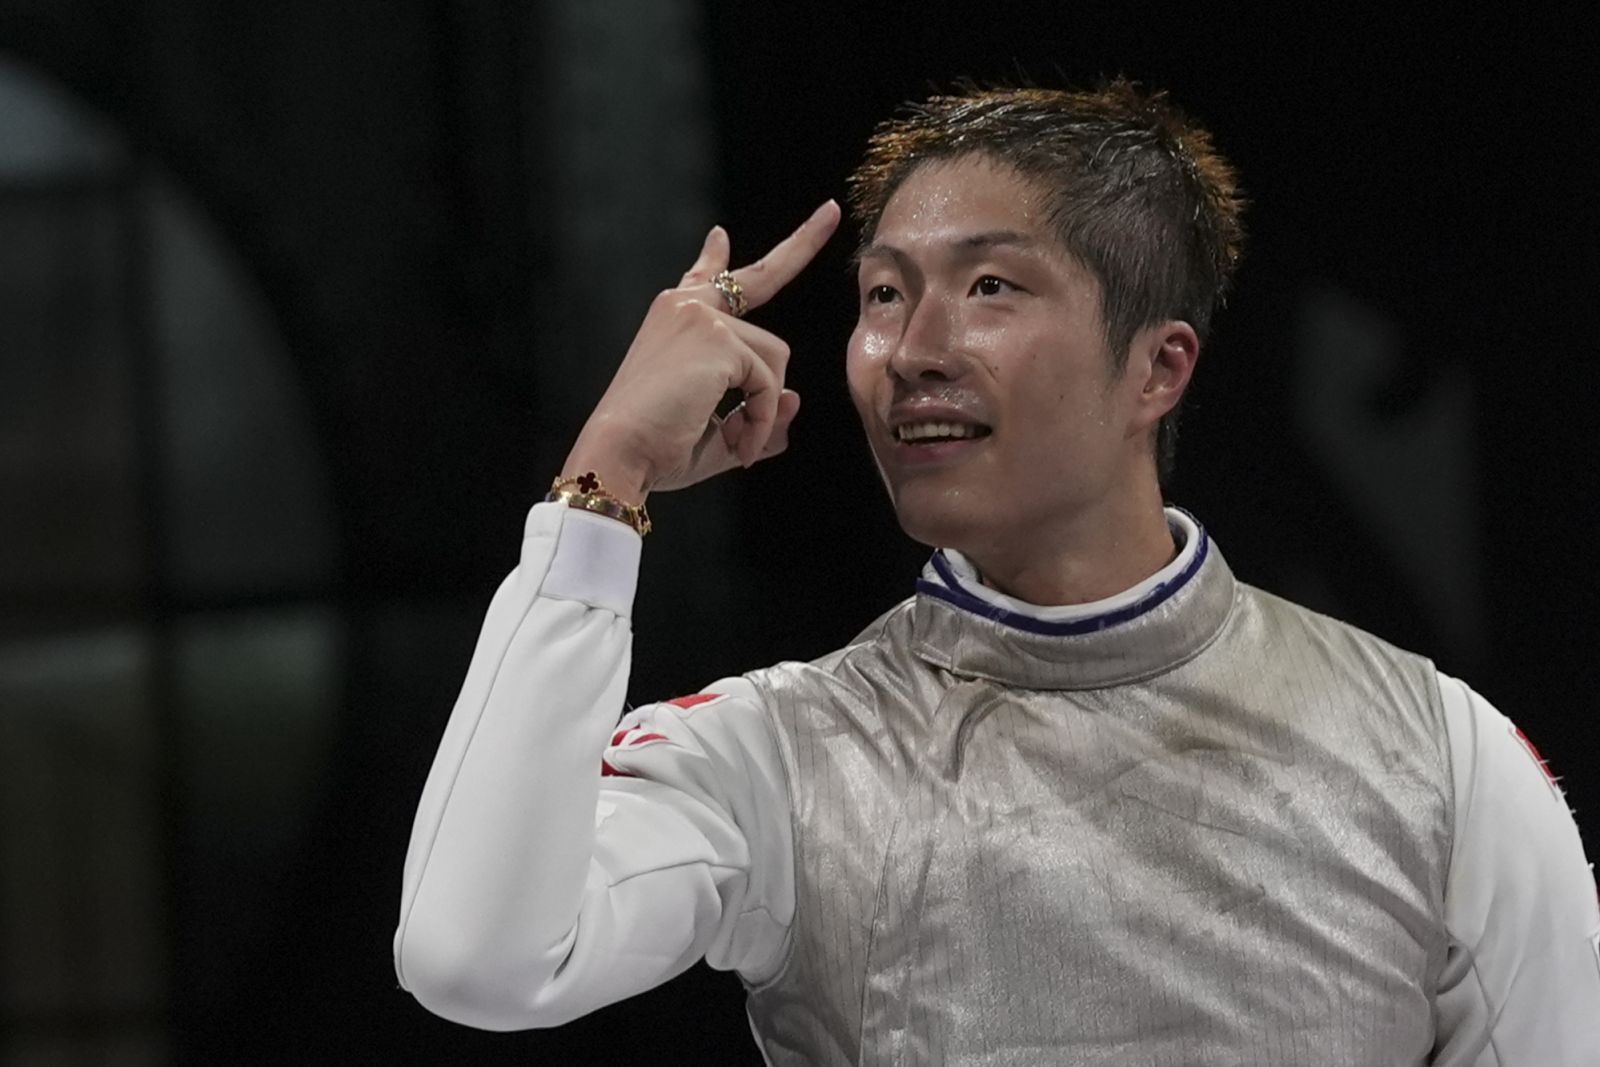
top-left (547, 471), bottom-right (652, 537)
top-left (563, 420), bottom-right (652, 504)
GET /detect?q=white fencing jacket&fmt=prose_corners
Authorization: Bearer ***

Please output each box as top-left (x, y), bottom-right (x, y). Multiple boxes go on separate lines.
top-left (395, 502), bottom-right (1600, 1064)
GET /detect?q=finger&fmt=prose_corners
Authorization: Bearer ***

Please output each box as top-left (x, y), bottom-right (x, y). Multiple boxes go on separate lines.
top-left (730, 199), bottom-right (841, 311)
top-left (718, 314), bottom-right (791, 377)
top-left (720, 389), bottom-right (800, 464)
top-left (680, 225), bottom-right (730, 286)
top-left (727, 351), bottom-right (782, 467)
top-left (668, 317), bottom-right (785, 476)
top-left (681, 415), bottom-right (742, 483)
top-left (762, 389), bottom-right (802, 457)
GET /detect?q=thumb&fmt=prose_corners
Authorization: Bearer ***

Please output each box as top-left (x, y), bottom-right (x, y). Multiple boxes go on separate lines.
top-left (680, 225), bottom-right (730, 286)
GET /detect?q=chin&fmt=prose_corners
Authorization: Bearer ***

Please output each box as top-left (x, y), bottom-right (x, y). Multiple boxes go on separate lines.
top-left (890, 489), bottom-right (992, 554)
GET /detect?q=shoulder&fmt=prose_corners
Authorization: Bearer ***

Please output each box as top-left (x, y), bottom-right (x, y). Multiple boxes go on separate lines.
top-left (1237, 582), bottom-right (1432, 663)
top-left (744, 597), bottom-right (919, 693)
top-left (1436, 673), bottom-right (1589, 861)
top-left (1233, 582), bottom-right (1442, 698)
top-left (1434, 672), bottom-right (1600, 1056)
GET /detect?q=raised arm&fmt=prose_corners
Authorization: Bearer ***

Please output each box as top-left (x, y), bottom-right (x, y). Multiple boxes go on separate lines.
top-left (393, 202), bottom-right (839, 1030)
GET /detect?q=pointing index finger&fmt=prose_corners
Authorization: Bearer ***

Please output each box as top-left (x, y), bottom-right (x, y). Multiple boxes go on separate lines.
top-left (730, 199), bottom-right (842, 311)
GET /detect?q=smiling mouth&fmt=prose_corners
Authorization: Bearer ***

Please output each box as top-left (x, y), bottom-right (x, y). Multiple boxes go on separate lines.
top-left (892, 421), bottom-right (993, 445)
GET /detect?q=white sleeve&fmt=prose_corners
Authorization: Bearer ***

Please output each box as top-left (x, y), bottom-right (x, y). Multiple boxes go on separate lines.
top-left (1432, 671), bottom-right (1600, 1065)
top-left (392, 502), bottom-right (793, 1031)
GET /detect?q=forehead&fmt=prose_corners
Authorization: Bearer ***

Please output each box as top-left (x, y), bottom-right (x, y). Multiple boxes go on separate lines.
top-left (871, 155), bottom-right (1055, 250)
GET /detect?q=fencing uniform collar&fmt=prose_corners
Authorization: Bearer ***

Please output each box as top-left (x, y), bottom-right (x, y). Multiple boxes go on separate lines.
top-left (911, 508), bottom-right (1237, 690)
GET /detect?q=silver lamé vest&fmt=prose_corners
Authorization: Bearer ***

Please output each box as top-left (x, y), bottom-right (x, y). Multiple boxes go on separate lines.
top-left (742, 524), bottom-right (1453, 1066)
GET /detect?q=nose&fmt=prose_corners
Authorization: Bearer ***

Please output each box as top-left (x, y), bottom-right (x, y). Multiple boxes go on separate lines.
top-left (888, 293), bottom-right (966, 382)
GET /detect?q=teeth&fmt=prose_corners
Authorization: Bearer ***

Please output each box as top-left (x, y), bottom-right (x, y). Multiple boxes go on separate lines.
top-left (896, 421), bottom-right (984, 442)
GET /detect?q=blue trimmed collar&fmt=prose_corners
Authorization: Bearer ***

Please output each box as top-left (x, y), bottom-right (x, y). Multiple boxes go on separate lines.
top-left (908, 509), bottom-right (1235, 689)
top-left (916, 509), bottom-right (1208, 637)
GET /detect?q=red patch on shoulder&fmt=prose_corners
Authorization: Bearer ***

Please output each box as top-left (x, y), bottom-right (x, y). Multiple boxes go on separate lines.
top-left (664, 693), bottom-right (722, 710)
top-left (1511, 723), bottom-right (1565, 800)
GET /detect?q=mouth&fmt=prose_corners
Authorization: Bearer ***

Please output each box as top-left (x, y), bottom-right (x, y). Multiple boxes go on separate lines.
top-left (886, 419), bottom-right (992, 467)
top-left (892, 420), bottom-right (993, 445)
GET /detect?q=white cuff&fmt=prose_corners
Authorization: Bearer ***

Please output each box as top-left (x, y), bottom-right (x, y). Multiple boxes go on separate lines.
top-left (531, 502), bottom-right (642, 617)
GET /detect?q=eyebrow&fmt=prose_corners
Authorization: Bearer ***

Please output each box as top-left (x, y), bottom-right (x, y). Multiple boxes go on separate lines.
top-left (852, 229), bottom-right (1039, 266)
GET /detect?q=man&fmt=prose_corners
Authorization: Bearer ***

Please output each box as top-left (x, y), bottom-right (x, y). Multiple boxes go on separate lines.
top-left (394, 82), bottom-right (1600, 1063)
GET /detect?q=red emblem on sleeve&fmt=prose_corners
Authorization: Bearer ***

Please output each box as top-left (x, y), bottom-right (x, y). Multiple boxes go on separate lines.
top-left (609, 727), bottom-right (670, 749)
top-left (603, 727), bottom-right (644, 777)
top-left (600, 695), bottom-right (720, 778)
top-left (601, 723), bottom-right (681, 778)
top-left (665, 693), bottom-right (721, 710)
top-left (626, 732), bottom-right (669, 746)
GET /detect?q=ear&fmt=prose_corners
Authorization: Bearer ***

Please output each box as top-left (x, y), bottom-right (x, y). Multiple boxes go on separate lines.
top-left (1125, 319), bottom-right (1199, 436)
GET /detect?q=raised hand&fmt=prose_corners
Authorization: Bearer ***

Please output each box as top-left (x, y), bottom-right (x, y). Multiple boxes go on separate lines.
top-left (561, 199), bottom-right (842, 502)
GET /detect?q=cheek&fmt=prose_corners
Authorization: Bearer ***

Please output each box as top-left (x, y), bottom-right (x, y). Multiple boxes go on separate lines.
top-left (850, 319), bottom-right (896, 365)
top-left (845, 323), bottom-right (890, 407)
top-left (1003, 347), bottom-right (1116, 452)
top-left (963, 318), bottom-right (1010, 358)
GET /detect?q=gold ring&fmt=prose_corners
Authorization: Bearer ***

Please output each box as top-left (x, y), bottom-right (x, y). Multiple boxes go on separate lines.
top-left (711, 270), bottom-right (748, 318)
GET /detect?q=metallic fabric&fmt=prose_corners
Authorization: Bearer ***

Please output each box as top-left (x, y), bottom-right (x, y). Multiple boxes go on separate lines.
top-left (743, 528), bottom-right (1452, 1066)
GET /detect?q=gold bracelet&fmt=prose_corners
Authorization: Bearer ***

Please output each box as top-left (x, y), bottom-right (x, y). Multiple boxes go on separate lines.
top-left (545, 472), bottom-right (652, 537)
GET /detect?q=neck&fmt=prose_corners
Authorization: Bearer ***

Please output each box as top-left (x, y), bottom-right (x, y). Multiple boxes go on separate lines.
top-left (963, 480), bottom-right (1176, 606)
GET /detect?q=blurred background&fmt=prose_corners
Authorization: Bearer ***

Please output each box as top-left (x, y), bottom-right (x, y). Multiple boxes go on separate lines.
top-left (1, 1), bottom-right (1594, 1063)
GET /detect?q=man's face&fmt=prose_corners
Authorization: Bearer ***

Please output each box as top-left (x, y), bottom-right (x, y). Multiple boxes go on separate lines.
top-left (847, 154), bottom-right (1150, 559)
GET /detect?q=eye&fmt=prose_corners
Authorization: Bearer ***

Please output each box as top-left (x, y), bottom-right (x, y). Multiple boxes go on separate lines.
top-left (866, 284), bottom-right (900, 305)
top-left (972, 275), bottom-right (1016, 297)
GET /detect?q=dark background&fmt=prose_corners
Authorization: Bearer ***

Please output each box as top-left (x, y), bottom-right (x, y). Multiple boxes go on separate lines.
top-left (1, 1), bottom-right (1594, 1063)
